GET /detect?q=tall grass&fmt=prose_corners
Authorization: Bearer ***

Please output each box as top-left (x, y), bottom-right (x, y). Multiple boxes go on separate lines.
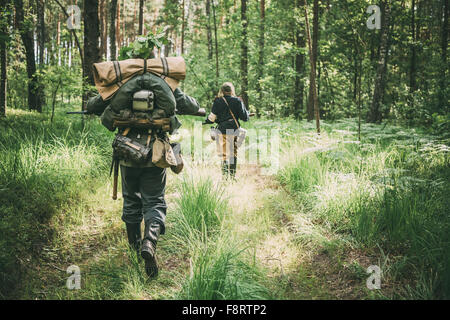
top-left (278, 120), bottom-right (450, 299)
top-left (173, 177), bottom-right (270, 300)
top-left (173, 177), bottom-right (228, 245)
top-left (0, 110), bottom-right (113, 298)
top-left (178, 238), bottom-right (270, 300)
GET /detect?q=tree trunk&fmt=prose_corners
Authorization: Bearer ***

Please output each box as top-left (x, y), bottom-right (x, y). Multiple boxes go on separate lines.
top-left (368, 0), bottom-right (392, 123)
top-left (116, 0), bottom-right (121, 51)
top-left (181, 0), bottom-right (186, 54)
top-left (306, 0), bottom-right (319, 121)
top-left (138, 0), bottom-right (144, 35)
top-left (83, 0), bottom-right (100, 110)
top-left (206, 0), bottom-right (213, 60)
top-left (99, 0), bottom-right (107, 60)
top-left (304, 0), bottom-right (320, 133)
top-left (109, 0), bottom-right (117, 60)
top-left (36, 0), bottom-right (45, 66)
top-left (240, 0), bottom-right (249, 109)
top-left (410, 0), bottom-right (417, 93)
top-left (439, 0), bottom-right (448, 109)
top-left (14, 0), bottom-right (42, 112)
top-left (36, 0), bottom-right (45, 106)
top-left (0, 0), bottom-right (8, 117)
top-left (294, 0), bottom-right (305, 120)
top-left (256, 0), bottom-right (265, 117)
top-left (212, 0), bottom-right (219, 88)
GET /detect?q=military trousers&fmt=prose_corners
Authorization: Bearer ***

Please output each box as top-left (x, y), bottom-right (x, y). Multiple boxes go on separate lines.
top-left (120, 165), bottom-right (167, 235)
top-left (216, 134), bottom-right (238, 163)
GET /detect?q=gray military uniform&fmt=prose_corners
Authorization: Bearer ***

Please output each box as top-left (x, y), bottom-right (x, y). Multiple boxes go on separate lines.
top-left (120, 87), bottom-right (200, 233)
top-left (87, 82), bottom-right (200, 234)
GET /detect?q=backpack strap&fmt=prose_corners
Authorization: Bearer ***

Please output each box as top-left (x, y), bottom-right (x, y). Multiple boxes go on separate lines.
top-left (222, 97), bottom-right (240, 129)
top-left (142, 59), bottom-right (147, 74)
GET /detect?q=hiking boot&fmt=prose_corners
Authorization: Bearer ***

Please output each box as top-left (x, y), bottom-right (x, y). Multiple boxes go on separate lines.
top-left (141, 221), bottom-right (161, 278)
top-left (125, 222), bottom-right (142, 252)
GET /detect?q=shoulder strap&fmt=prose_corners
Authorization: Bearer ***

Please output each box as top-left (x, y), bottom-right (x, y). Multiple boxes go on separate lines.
top-left (222, 97), bottom-right (240, 128)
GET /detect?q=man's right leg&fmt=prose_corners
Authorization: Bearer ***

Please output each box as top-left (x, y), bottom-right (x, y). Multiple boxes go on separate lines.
top-left (140, 166), bottom-right (167, 278)
top-left (120, 165), bottom-right (143, 252)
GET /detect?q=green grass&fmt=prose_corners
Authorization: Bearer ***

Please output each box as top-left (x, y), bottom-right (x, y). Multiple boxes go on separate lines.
top-left (172, 177), bottom-right (271, 300)
top-left (278, 119), bottom-right (450, 299)
top-left (173, 177), bottom-right (228, 245)
top-left (0, 110), bottom-right (114, 298)
top-left (1, 110), bottom-right (448, 300)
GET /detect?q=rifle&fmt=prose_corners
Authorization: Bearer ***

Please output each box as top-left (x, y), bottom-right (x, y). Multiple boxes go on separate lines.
top-left (67, 109), bottom-right (206, 117)
top-left (109, 155), bottom-right (119, 200)
top-left (66, 110), bottom-right (92, 115)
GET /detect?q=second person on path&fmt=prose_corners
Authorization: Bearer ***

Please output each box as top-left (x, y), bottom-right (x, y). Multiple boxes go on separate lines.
top-left (205, 82), bottom-right (250, 179)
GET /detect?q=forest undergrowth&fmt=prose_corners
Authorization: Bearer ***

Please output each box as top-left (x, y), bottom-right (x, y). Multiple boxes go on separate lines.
top-left (0, 109), bottom-right (448, 300)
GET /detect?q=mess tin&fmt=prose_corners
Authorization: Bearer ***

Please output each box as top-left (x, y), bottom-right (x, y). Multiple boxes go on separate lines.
top-left (132, 90), bottom-right (154, 112)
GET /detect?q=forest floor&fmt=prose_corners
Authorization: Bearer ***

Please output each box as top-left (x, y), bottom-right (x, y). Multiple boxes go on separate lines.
top-left (25, 163), bottom-right (374, 300)
top-left (1, 110), bottom-right (448, 300)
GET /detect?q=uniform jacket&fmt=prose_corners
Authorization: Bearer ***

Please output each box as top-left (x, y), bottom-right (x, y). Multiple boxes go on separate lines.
top-left (206, 96), bottom-right (249, 134)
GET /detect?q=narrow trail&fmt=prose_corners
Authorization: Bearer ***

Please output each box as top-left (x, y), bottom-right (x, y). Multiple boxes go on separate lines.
top-left (31, 160), bottom-right (372, 299)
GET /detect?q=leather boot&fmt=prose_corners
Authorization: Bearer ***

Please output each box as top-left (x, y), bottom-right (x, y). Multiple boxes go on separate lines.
top-left (125, 223), bottom-right (141, 252)
top-left (141, 221), bottom-right (161, 278)
top-left (229, 157), bottom-right (237, 179)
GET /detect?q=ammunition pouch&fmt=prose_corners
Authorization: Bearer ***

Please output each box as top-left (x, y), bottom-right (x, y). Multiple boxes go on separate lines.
top-left (112, 134), bottom-right (152, 165)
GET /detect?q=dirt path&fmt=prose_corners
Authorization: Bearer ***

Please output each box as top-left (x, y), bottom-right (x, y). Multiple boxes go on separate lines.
top-left (29, 161), bottom-right (373, 299)
top-left (237, 164), bottom-right (374, 300)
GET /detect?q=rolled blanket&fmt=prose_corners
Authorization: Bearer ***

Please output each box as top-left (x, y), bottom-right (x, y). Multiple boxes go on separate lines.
top-left (93, 56), bottom-right (186, 100)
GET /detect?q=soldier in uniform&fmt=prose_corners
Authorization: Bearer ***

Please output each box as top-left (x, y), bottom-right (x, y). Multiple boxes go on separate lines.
top-left (87, 71), bottom-right (201, 278)
top-left (204, 82), bottom-right (249, 179)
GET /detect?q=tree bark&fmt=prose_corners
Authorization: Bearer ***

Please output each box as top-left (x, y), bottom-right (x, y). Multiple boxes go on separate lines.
top-left (206, 0), bottom-right (213, 60)
top-left (304, 0), bottom-right (320, 133)
top-left (99, 0), bottom-right (107, 60)
top-left (181, 0), bottom-right (185, 54)
top-left (256, 0), bottom-right (265, 117)
top-left (306, 0), bottom-right (319, 121)
top-left (439, 0), bottom-right (448, 109)
top-left (83, 0), bottom-right (100, 110)
top-left (138, 0), bottom-right (144, 35)
top-left (410, 0), bottom-right (417, 93)
top-left (294, 0), bottom-right (305, 120)
top-left (36, 0), bottom-right (45, 66)
top-left (0, 0), bottom-right (8, 117)
top-left (109, 0), bottom-right (117, 60)
top-left (116, 0), bottom-right (121, 51)
top-left (36, 0), bottom-right (45, 106)
top-left (212, 0), bottom-right (219, 88)
top-left (368, 0), bottom-right (392, 123)
top-left (240, 0), bottom-right (249, 109)
top-left (14, 0), bottom-right (42, 112)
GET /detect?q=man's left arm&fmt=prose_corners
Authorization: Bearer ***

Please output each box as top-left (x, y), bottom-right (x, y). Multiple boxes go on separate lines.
top-left (174, 87), bottom-right (200, 115)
